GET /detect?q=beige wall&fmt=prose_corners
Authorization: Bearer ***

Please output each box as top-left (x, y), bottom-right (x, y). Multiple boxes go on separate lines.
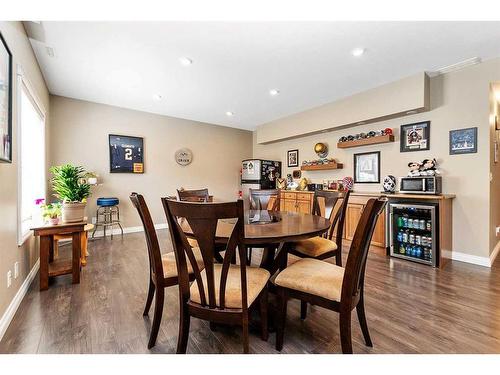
top-left (49, 96), bottom-right (253, 228)
top-left (0, 22), bottom-right (50, 320)
top-left (254, 58), bottom-right (500, 261)
top-left (489, 83), bottom-right (500, 255)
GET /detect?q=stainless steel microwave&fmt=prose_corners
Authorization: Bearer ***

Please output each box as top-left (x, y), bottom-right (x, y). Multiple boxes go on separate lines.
top-left (399, 176), bottom-right (442, 194)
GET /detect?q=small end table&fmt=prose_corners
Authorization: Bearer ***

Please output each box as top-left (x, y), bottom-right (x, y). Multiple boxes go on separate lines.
top-left (31, 220), bottom-right (88, 291)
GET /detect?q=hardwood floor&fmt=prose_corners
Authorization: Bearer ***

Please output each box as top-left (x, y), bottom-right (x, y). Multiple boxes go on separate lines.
top-left (1, 230), bottom-right (500, 354)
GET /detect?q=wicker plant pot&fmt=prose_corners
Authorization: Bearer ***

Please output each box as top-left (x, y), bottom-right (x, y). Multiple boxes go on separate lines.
top-left (62, 202), bottom-right (86, 223)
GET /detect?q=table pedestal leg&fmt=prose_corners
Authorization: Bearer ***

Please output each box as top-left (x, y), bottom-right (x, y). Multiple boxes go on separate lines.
top-left (259, 245), bottom-right (277, 271)
top-left (72, 232), bottom-right (82, 284)
top-left (40, 235), bottom-right (51, 291)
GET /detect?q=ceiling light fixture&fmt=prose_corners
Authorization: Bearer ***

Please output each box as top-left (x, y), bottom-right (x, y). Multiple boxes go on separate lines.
top-left (226, 111), bottom-right (234, 117)
top-left (269, 89), bottom-right (280, 96)
top-left (351, 48), bottom-right (365, 57)
top-left (179, 57), bottom-right (193, 66)
top-left (153, 94), bottom-right (163, 101)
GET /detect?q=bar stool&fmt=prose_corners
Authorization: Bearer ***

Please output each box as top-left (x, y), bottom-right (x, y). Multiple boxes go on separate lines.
top-left (91, 197), bottom-right (124, 239)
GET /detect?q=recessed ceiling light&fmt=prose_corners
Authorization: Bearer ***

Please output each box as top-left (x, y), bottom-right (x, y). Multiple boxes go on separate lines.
top-left (269, 89), bottom-right (280, 96)
top-left (351, 48), bottom-right (365, 57)
top-left (226, 111), bottom-right (234, 117)
top-left (179, 57), bottom-right (193, 66)
top-left (152, 94), bottom-right (163, 101)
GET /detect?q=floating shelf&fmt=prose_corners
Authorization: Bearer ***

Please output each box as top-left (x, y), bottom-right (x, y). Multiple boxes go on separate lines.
top-left (337, 134), bottom-right (395, 149)
top-left (301, 163), bottom-right (343, 171)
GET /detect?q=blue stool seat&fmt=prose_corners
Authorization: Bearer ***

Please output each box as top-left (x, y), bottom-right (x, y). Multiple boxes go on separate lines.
top-left (97, 197), bottom-right (119, 207)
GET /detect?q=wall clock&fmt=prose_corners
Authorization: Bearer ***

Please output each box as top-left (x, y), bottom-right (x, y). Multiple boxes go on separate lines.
top-left (175, 148), bottom-right (193, 166)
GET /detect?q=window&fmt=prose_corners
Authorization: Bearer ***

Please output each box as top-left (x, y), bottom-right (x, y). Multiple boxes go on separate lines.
top-left (17, 71), bottom-right (46, 245)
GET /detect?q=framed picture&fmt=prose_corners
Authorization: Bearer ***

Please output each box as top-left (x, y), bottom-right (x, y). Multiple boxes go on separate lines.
top-left (0, 32), bottom-right (13, 163)
top-left (287, 149), bottom-right (299, 167)
top-left (109, 134), bottom-right (144, 173)
top-left (400, 121), bottom-right (430, 152)
top-left (354, 151), bottom-right (380, 183)
top-left (449, 127), bottom-right (477, 155)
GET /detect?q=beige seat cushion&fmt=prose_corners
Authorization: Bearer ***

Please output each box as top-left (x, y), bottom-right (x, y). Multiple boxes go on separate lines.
top-left (293, 236), bottom-right (338, 257)
top-left (190, 264), bottom-right (270, 309)
top-left (161, 247), bottom-right (204, 278)
top-left (274, 258), bottom-right (344, 302)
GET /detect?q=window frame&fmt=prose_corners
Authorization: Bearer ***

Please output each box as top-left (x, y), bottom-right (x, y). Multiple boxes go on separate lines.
top-left (16, 65), bottom-right (47, 246)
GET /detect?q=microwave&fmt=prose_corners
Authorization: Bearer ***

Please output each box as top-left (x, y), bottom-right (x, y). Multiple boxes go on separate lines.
top-left (399, 176), bottom-right (442, 194)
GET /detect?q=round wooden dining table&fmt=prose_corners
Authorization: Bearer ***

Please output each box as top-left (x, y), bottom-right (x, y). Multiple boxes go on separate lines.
top-left (181, 210), bottom-right (331, 272)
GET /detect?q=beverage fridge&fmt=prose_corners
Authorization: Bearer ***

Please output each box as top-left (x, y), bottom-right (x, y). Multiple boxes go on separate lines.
top-left (388, 202), bottom-right (439, 267)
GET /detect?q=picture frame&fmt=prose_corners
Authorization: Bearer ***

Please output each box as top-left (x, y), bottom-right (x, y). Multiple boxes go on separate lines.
top-left (0, 32), bottom-right (13, 163)
top-left (449, 127), bottom-right (477, 155)
top-left (109, 134), bottom-right (144, 173)
top-left (287, 149), bottom-right (299, 167)
top-left (354, 151), bottom-right (380, 183)
top-left (400, 121), bottom-right (431, 152)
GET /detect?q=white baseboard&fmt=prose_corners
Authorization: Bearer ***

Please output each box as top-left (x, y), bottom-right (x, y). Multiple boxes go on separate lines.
top-left (88, 223), bottom-right (167, 239)
top-left (0, 259), bottom-right (40, 342)
top-left (490, 241), bottom-right (500, 266)
top-left (451, 251), bottom-right (491, 267)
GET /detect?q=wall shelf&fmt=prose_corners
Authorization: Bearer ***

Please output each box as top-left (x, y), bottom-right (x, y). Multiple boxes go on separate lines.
top-left (337, 134), bottom-right (395, 149)
top-left (300, 162), bottom-right (343, 171)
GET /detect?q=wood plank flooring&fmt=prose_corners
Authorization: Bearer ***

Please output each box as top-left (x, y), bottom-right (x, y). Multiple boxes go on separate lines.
top-left (1, 230), bottom-right (500, 354)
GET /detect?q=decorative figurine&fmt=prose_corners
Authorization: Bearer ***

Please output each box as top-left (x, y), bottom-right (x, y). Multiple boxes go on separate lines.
top-left (407, 161), bottom-right (422, 177)
top-left (297, 177), bottom-right (309, 191)
top-left (419, 158), bottom-right (439, 176)
top-left (276, 177), bottom-right (287, 190)
top-left (314, 142), bottom-right (329, 158)
top-left (383, 175), bottom-right (397, 193)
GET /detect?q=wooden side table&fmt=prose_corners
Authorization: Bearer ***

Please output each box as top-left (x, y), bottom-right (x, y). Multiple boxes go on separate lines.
top-left (31, 220), bottom-right (88, 291)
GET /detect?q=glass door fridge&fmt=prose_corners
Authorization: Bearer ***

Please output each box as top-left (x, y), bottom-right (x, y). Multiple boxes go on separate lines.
top-left (389, 202), bottom-right (439, 267)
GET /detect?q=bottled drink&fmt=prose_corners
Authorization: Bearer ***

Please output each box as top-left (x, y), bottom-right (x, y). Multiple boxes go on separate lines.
top-left (409, 231), bottom-right (415, 245)
top-left (421, 236), bottom-right (428, 247)
top-left (415, 235), bottom-right (421, 245)
top-left (411, 246), bottom-right (417, 257)
top-left (402, 216), bottom-right (408, 228)
top-left (426, 220), bottom-right (432, 231)
top-left (416, 247), bottom-right (422, 258)
top-left (399, 244), bottom-right (405, 254)
top-left (408, 218), bottom-right (414, 229)
top-left (402, 231), bottom-right (408, 243)
top-left (406, 246), bottom-right (412, 256)
top-left (397, 231), bottom-right (403, 242)
top-left (427, 236), bottom-right (432, 248)
top-left (419, 219), bottom-right (426, 230)
top-left (397, 216), bottom-right (404, 228)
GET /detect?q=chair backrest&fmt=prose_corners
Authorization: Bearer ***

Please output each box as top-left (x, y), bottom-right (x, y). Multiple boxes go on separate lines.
top-left (341, 197), bottom-right (387, 302)
top-left (177, 188), bottom-right (210, 202)
top-left (249, 188), bottom-right (280, 211)
top-left (162, 198), bottom-right (247, 311)
top-left (312, 190), bottom-right (350, 243)
top-left (130, 193), bottom-right (164, 281)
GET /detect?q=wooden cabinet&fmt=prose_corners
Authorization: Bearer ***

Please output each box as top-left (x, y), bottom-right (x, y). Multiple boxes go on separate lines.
top-left (343, 196), bottom-right (386, 252)
top-left (279, 190), bottom-right (314, 214)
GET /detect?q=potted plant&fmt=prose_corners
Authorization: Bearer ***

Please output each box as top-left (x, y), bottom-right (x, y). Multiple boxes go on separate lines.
top-left (50, 164), bottom-right (91, 223)
top-left (41, 202), bottom-right (62, 225)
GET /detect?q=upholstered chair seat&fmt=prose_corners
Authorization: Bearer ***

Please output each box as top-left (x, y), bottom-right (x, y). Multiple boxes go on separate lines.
top-left (190, 264), bottom-right (270, 309)
top-left (161, 247), bottom-right (205, 278)
top-left (274, 258), bottom-right (344, 302)
top-left (292, 237), bottom-right (338, 258)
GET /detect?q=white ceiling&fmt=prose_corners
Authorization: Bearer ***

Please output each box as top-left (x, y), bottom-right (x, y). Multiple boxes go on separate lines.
top-left (28, 21), bottom-right (500, 130)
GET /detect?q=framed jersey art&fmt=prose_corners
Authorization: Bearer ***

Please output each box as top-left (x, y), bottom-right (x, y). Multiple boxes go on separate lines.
top-left (109, 134), bottom-right (144, 173)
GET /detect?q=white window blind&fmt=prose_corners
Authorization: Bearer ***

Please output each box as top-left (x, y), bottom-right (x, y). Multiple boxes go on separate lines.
top-left (18, 75), bottom-right (45, 245)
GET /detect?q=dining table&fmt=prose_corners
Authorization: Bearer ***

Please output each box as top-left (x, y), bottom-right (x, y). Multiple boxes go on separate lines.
top-left (181, 209), bottom-right (331, 273)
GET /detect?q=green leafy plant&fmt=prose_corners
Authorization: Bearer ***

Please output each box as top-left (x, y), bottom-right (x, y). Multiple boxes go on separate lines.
top-left (50, 164), bottom-right (91, 203)
top-left (41, 203), bottom-right (62, 219)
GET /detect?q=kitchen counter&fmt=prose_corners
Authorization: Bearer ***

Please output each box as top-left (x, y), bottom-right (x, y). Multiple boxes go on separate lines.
top-left (348, 191), bottom-right (456, 200)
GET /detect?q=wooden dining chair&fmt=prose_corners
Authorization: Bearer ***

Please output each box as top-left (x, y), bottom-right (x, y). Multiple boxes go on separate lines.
top-left (247, 188), bottom-right (280, 264)
top-left (177, 188), bottom-right (210, 202)
top-left (288, 190), bottom-right (350, 318)
top-left (130, 193), bottom-right (205, 349)
top-left (162, 198), bottom-right (270, 354)
top-left (273, 197), bottom-right (387, 354)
